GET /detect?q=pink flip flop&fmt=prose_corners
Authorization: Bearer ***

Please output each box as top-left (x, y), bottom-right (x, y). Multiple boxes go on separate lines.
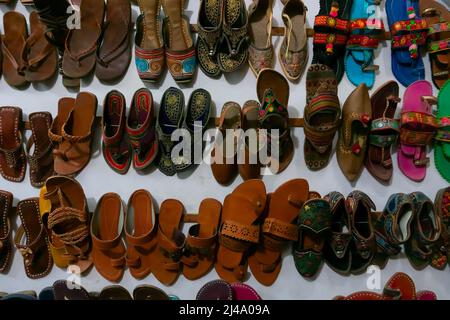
top-left (398, 80), bottom-right (438, 181)
top-left (230, 283), bottom-right (262, 300)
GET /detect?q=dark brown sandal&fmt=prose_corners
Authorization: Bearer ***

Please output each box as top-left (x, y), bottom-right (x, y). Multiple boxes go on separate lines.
top-left (15, 198), bottom-right (53, 279)
top-left (26, 112), bottom-right (54, 188)
top-left (0, 191), bottom-right (13, 273)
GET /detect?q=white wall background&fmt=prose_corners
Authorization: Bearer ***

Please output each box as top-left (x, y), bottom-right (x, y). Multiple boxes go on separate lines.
top-left (0, 0), bottom-right (448, 299)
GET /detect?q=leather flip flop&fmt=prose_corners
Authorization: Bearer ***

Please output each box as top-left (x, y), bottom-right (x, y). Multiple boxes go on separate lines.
top-left (2, 11), bottom-right (28, 87)
top-left (95, 0), bottom-right (132, 83)
top-left (182, 198), bottom-right (222, 280)
top-left (151, 199), bottom-right (186, 285)
top-left (62, 0), bottom-right (105, 79)
top-left (91, 193), bottom-right (126, 283)
top-left (52, 280), bottom-right (90, 300)
top-left (125, 189), bottom-right (157, 280)
top-left (0, 191), bottom-right (13, 273)
top-left (22, 11), bottom-right (58, 83)
top-left (48, 97), bottom-right (76, 148)
top-left (365, 81), bottom-right (401, 183)
top-left (54, 92), bottom-right (98, 176)
top-left (42, 176), bottom-right (92, 273)
top-left (420, 0), bottom-right (450, 89)
top-left (26, 112), bottom-right (54, 188)
top-left (15, 198), bottom-right (52, 279)
top-left (0, 107), bottom-right (26, 183)
top-left (133, 285), bottom-right (170, 300)
top-left (383, 272), bottom-right (416, 300)
top-left (215, 180), bottom-right (267, 283)
top-left (249, 179), bottom-right (310, 286)
top-left (398, 80), bottom-right (438, 181)
top-left (196, 280), bottom-right (234, 300)
top-left (257, 69), bottom-right (293, 174)
top-left (231, 283), bottom-right (262, 300)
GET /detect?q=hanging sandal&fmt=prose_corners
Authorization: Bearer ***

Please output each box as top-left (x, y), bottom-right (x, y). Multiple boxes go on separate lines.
top-left (15, 198), bottom-right (52, 279)
top-left (386, 0), bottom-right (428, 87)
top-left (2, 11), bottom-right (28, 87)
top-left (125, 189), bottom-right (157, 280)
top-left (345, 0), bottom-right (384, 88)
top-left (0, 107), bottom-right (26, 183)
top-left (398, 80), bottom-right (438, 181)
top-left (365, 81), bottom-right (401, 183)
top-left (248, 0), bottom-right (275, 76)
top-left (22, 11), bottom-right (58, 83)
top-left (420, 0), bottom-right (450, 89)
top-left (249, 179), bottom-right (310, 286)
top-left (434, 80), bottom-right (450, 182)
top-left (26, 112), bottom-right (54, 188)
top-left (280, 0), bottom-right (308, 81)
top-left (304, 64), bottom-right (341, 170)
top-left (41, 176), bottom-right (92, 273)
top-left (151, 199), bottom-right (186, 285)
top-left (217, 0), bottom-right (249, 73)
top-left (62, 0), bottom-right (105, 79)
top-left (0, 191), bottom-right (13, 273)
top-left (336, 83), bottom-right (372, 182)
top-left (182, 198), bottom-right (222, 280)
top-left (54, 92), bottom-right (98, 176)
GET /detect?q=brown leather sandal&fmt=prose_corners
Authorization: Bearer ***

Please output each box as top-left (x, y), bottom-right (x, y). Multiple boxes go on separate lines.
top-left (91, 193), bottom-right (126, 282)
top-left (365, 81), bottom-right (401, 183)
top-left (215, 179), bottom-right (267, 283)
top-left (42, 175), bottom-right (92, 273)
top-left (62, 0), bottom-right (105, 79)
top-left (125, 189), bottom-right (157, 280)
top-left (15, 198), bottom-right (52, 279)
top-left (95, 0), bottom-right (132, 82)
top-left (22, 11), bottom-right (58, 83)
top-left (54, 92), bottom-right (98, 176)
top-left (2, 11), bottom-right (28, 87)
top-left (151, 199), bottom-right (185, 285)
top-left (248, 179), bottom-right (310, 286)
top-left (26, 112), bottom-right (54, 188)
top-left (0, 191), bottom-right (13, 273)
top-left (0, 107), bottom-right (26, 183)
top-left (182, 198), bottom-right (222, 280)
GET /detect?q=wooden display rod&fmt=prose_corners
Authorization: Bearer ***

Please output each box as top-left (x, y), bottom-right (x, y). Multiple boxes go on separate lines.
top-left (191, 25), bottom-right (392, 40)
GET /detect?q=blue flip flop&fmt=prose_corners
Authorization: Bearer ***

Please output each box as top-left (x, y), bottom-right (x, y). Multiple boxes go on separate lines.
top-left (345, 0), bottom-right (385, 88)
top-left (386, 0), bottom-right (428, 87)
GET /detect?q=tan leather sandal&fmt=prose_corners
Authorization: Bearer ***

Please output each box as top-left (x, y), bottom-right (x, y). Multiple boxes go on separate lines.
top-left (182, 198), bottom-right (222, 280)
top-left (125, 189), bottom-right (157, 280)
top-left (41, 176), bottom-right (92, 273)
top-left (215, 179), bottom-right (267, 283)
top-left (151, 198), bottom-right (186, 285)
top-left (248, 179), bottom-right (310, 286)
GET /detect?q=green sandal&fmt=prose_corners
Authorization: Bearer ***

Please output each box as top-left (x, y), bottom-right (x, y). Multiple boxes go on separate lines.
top-left (435, 80), bottom-right (450, 182)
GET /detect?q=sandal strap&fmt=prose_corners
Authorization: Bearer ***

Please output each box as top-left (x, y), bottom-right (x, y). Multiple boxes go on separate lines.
top-left (96, 20), bottom-right (130, 67)
top-left (263, 218), bottom-right (298, 242)
top-left (62, 130), bottom-right (92, 144)
top-left (64, 23), bottom-right (102, 62)
top-left (390, 18), bottom-right (428, 36)
top-left (369, 118), bottom-right (400, 147)
top-left (47, 206), bottom-right (88, 229)
top-left (428, 38), bottom-right (450, 54)
top-left (22, 32), bottom-right (55, 71)
top-left (222, 22), bottom-right (248, 56)
top-left (220, 220), bottom-right (260, 243)
top-left (436, 116), bottom-right (450, 142)
top-left (313, 33), bottom-right (348, 55)
top-left (399, 112), bottom-right (438, 145)
top-left (14, 224), bottom-right (46, 266)
top-left (158, 228), bottom-right (185, 263)
top-left (314, 15), bottom-right (349, 32)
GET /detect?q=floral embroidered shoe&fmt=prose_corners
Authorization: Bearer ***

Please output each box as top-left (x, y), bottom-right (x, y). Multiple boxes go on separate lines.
top-left (431, 187), bottom-right (450, 269)
top-left (162, 0), bottom-right (197, 83)
top-left (126, 88), bottom-right (159, 171)
top-left (102, 90), bottom-right (132, 175)
top-left (303, 64), bottom-right (340, 170)
top-left (156, 87), bottom-right (185, 176)
top-left (135, 0), bottom-right (165, 83)
top-left (372, 193), bottom-right (414, 268)
top-left (257, 69), bottom-right (293, 174)
top-left (323, 192), bottom-right (353, 275)
top-left (217, 0), bottom-right (249, 73)
top-left (347, 191), bottom-right (376, 274)
top-left (420, 0), bottom-right (450, 89)
top-left (293, 198), bottom-right (332, 278)
top-left (405, 192), bottom-right (441, 270)
top-left (280, 0), bottom-right (308, 81)
top-left (336, 83), bottom-right (372, 182)
top-left (197, 0), bottom-right (224, 78)
top-left (248, 0), bottom-right (274, 76)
